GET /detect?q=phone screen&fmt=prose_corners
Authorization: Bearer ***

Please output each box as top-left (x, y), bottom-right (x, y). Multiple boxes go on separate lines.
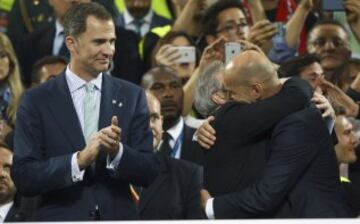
top-left (322, 0), bottom-right (344, 11)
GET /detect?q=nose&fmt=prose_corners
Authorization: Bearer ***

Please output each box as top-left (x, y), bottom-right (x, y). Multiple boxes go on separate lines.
top-left (323, 40), bottom-right (336, 50)
top-left (163, 86), bottom-right (174, 98)
top-left (102, 42), bottom-right (115, 57)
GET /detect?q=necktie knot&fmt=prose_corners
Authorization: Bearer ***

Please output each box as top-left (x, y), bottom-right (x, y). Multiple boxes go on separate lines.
top-left (133, 19), bottom-right (144, 35)
top-left (84, 83), bottom-right (96, 93)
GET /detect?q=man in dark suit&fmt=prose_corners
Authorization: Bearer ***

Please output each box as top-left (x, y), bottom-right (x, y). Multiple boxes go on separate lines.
top-left (200, 48), bottom-right (351, 218)
top-left (115, 0), bottom-right (172, 37)
top-left (0, 142), bottom-right (33, 222)
top-left (142, 66), bottom-right (204, 166)
top-left (16, 0), bottom-right (144, 86)
top-left (137, 92), bottom-right (203, 220)
top-left (11, 2), bottom-right (156, 221)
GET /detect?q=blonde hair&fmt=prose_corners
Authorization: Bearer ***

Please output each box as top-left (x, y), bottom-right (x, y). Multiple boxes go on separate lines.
top-left (0, 33), bottom-right (24, 125)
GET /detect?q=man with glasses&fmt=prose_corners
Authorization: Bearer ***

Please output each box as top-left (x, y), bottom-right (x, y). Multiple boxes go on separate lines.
top-left (201, 0), bottom-right (275, 49)
top-left (307, 19), bottom-right (360, 92)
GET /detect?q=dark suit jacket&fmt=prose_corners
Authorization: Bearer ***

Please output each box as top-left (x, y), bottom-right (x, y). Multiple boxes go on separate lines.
top-left (204, 78), bottom-right (313, 197)
top-left (214, 107), bottom-right (351, 218)
top-left (139, 153), bottom-right (204, 220)
top-left (12, 73), bottom-right (157, 221)
top-left (16, 23), bottom-right (144, 86)
top-left (4, 204), bottom-right (27, 222)
top-left (180, 124), bottom-right (204, 166)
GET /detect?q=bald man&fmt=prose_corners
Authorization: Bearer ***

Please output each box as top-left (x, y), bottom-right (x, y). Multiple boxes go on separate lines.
top-left (201, 49), bottom-right (351, 218)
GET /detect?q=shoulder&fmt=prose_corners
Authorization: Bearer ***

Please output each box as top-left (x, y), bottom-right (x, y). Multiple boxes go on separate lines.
top-left (107, 75), bottom-right (144, 93)
top-left (21, 74), bottom-right (62, 103)
top-left (273, 106), bottom-right (324, 135)
top-left (152, 12), bottom-right (173, 25)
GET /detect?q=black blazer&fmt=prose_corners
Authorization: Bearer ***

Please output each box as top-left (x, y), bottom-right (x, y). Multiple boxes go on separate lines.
top-left (12, 73), bottom-right (157, 221)
top-left (214, 106), bottom-right (351, 218)
top-left (139, 153), bottom-right (204, 220)
top-left (204, 78), bottom-right (313, 197)
top-left (16, 23), bottom-right (145, 86)
top-left (4, 205), bottom-right (27, 222)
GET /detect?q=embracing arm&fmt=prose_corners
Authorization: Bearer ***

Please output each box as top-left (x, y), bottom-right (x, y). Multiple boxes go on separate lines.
top-left (225, 77), bottom-right (312, 141)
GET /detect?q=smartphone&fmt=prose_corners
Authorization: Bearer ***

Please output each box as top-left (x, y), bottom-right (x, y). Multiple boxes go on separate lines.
top-left (322, 0), bottom-right (344, 11)
top-left (275, 22), bottom-right (286, 37)
top-left (225, 42), bottom-right (241, 64)
top-left (171, 46), bottom-right (196, 63)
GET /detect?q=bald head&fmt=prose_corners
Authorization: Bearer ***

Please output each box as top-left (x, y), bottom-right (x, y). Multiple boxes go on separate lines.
top-left (224, 50), bottom-right (277, 87)
top-left (223, 50), bottom-right (280, 102)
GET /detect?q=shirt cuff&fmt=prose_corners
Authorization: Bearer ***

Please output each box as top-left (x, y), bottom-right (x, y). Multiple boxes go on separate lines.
top-left (192, 130), bottom-right (198, 142)
top-left (106, 142), bottom-right (124, 171)
top-left (71, 152), bottom-right (85, 182)
top-left (205, 197), bottom-right (215, 219)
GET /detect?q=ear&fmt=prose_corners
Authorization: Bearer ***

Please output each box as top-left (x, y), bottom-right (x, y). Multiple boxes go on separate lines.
top-left (250, 83), bottom-right (262, 100)
top-left (206, 35), bottom-right (217, 46)
top-left (65, 36), bottom-right (76, 55)
top-left (211, 91), bottom-right (227, 105)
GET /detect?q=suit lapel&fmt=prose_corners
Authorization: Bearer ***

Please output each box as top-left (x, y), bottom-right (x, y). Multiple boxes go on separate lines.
top-left (48, 73), bottom-right (85, 151)
top-left (98, 74), bottom-right (122, 130)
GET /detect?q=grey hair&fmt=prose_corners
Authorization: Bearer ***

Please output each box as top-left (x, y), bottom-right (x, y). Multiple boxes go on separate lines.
top-left (194, 60), bottom-right (225, 117)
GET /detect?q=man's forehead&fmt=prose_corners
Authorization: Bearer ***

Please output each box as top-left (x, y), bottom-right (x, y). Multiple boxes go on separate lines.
top-left (0, 147), bottom-right (12, 161)
top-left (310, 24), bottom-right (348, 39)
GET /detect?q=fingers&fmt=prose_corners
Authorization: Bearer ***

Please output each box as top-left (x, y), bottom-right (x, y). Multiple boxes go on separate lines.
top-left (156, 45), bottom-right (181, 65)
top-left (111, 116), bottom-right (118, 126)
top-left (197, 118), bottom-right (216, 149)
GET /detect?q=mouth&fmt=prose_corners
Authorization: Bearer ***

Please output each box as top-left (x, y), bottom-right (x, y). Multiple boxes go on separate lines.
top-left (161, 101), bottom-right (178, 111)
top-left (320, 53), bottom-right (338, 60)
top-left (179, 63), bottom-right (189, 68)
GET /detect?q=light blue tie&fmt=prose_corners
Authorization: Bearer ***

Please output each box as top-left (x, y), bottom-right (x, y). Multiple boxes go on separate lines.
top-left (83, 83), bottom-right (98, 143)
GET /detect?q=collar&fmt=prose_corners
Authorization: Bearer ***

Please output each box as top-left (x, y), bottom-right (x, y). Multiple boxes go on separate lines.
top-left (65, 65), bottom-right (103, 93)
top-left (0, 201), bottom-right (13, 221)
top-left (166, 117), bottom-right (184, 141)
top-left (123, 7), bottom-right (153, 26)
top-left (55, 19), bottom-right (64, 37)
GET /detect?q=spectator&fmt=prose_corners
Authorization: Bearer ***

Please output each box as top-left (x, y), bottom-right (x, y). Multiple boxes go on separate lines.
top-left (142, 65), bottom-right (204, 165)
top-left (31, 56), bottom-right (68, 86)
top-left (0, 33), bottom-right (24, 144)
top-left (115, 0), bottom-right (172, 37)
top-left (138, 92), bottom-right (203, 220)
top-left (307, 19), bottom-right (360, 91)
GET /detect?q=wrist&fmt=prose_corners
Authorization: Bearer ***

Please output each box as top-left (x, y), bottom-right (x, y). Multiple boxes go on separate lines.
top-left (77, 151), bottom-right (87, 170)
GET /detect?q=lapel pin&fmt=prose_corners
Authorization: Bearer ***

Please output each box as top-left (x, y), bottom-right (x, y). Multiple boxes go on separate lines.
top-left (112, 99), bottom-right (117, 104)
top-left (118, 102), bottom-right (123, 107)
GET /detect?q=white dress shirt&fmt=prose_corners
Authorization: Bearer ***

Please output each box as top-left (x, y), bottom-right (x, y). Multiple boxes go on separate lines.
top-left (52, 20), bottom-right (64, 55)
top-left (65, 66), bottom-right (123, 182)
top-left (0, 201), bottom-right (13, 223)
top-left (159, 117), bottom-right (184, 159)
top-left (123, 8), bottom-right (153, 37)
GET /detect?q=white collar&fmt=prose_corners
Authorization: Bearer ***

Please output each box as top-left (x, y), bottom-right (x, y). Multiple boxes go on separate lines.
top-left (0, 201), bottom-right (13, 222)
top-left (167, 117), bottom-right (184, 141)
top-left (123, 7), bottom-right (153, 26)
top-left (65, 65), bottom-right (103, 93)
top-left (55, 19), bottom-right (64, 36)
